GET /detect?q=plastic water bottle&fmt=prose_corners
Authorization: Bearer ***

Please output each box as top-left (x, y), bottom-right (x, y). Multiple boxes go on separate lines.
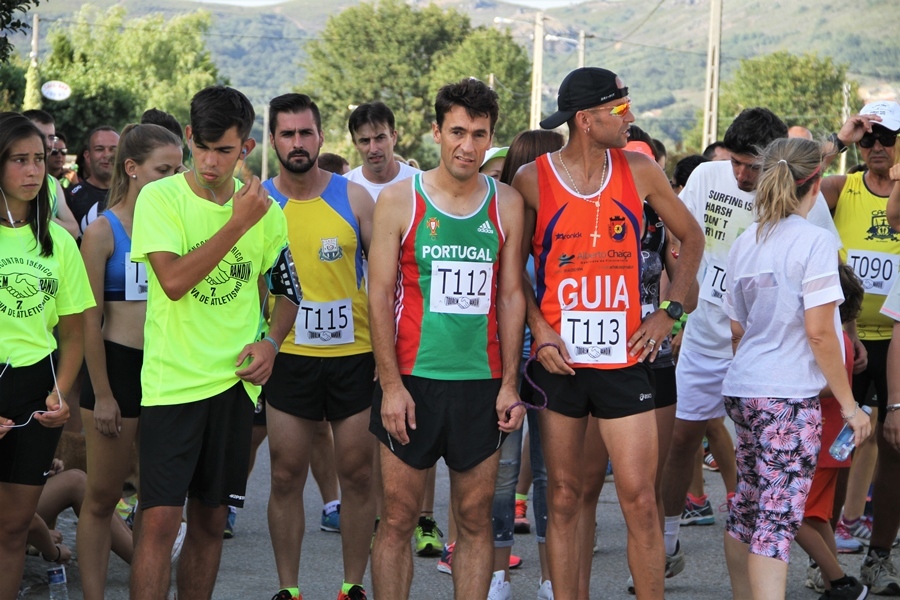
top-left (47, 565), bottom-right (69, 600)
top-left (829, 405), bottom-right (872, 461)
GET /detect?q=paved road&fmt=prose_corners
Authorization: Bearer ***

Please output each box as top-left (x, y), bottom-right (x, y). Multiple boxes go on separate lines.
top-left (21, 436), bottom-right (868, 599)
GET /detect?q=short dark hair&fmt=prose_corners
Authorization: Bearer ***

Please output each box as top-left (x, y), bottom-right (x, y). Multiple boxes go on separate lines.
top-left (672, 154), bottom-right (709, 188)
top-left (190, 86), bottom-right (255, 144)
top-left (318, 152), bottom-right (349, 175)
top-left (348, 102), bottom-right (395, 141)
top-left (838, 263), bottom-right (864, 324)
top-left (86, 125), bottom-right (118, 148)
top-left (22, 109), bottom-right (54, 126)
top-left (702, 141), bottom-right (727, 160)
top-left (651, 138), bottom-right (667, 161)
top-left (722, 108), bottom-right (787, 156)
top-left (435, 78), bottom-right (499, 133)
top-left (141, 108), bottom-right (184, 141)
top-left (55, 131), bottom-right (67, 144)
top-left (268, 93), bottom-right (321, 135)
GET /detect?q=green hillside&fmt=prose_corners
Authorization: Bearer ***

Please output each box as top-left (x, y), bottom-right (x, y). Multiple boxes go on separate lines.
top-left (15, 0), bottom-right (900, 147)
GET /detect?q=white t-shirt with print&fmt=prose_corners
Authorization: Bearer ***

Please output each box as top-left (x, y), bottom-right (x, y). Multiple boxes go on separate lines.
top-left (680, 160), bottom-right (840, 358)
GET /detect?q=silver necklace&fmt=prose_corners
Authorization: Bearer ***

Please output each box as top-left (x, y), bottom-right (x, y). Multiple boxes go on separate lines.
top-left (558, 150), bottom-right (608, 247)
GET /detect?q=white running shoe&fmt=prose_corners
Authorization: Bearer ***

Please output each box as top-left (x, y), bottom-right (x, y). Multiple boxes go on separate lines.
top-left (537, 579), bottom-right (554, 600)
top-left (488, 570), bottom-right (511, 600)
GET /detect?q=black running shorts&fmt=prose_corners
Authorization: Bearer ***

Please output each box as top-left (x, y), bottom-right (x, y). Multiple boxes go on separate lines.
top-left (531, 361), bottom-right (656, 419)
top-left (264, 352), bottom-right (375, 421)
top-left (0, 356), bottom-right (63, 485)
top-left (370, 376), bottom-right (506, 472)
top-left (139, 383), bottom-right (254, 509)
top-left (80, 339), bottom-right (143, 418)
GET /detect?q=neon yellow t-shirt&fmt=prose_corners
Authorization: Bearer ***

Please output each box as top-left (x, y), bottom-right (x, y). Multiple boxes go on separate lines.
top-left (0, 221), bottom-right (94, 367)
top-left (131, 174), bottom-right (289, 406)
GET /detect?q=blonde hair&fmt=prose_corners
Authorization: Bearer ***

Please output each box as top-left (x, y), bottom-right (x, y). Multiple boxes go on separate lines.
top-left (754, 137), bottom-right (823, 241)
top-left (107, 123), bottom-right (182, 210)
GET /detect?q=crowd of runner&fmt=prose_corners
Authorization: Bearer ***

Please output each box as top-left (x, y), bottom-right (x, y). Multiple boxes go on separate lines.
top-left (1, 66), bottom-right (900, 600)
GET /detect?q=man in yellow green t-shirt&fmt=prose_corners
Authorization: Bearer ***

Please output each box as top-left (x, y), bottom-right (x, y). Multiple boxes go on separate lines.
top-left (129, 86), bottom-right (300, 600)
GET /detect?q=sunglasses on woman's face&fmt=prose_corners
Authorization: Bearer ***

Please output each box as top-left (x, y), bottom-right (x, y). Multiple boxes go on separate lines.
top-left (859, 127), bottom-right (897, 149)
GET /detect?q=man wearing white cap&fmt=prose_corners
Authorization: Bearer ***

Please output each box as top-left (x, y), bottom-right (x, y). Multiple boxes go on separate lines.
top-left (822, 100), bottom-right (900, 596)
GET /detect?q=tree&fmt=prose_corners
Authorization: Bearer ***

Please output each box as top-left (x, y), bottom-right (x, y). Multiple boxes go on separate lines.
top-left (0, 0), bottom-right (40, 64)
top-left (305, 0), bottom-right (471, 165)
top-left (39, 6), bottom-right (220, 151)
top-left (0, 58), bottom-right (27, 111)
top-left (429, 28), bottom-right (531, 147)
top-left (683, 51), bottom-right (858, 152)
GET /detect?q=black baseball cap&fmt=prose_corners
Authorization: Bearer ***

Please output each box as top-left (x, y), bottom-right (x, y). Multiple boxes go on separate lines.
top-left (540, 67), bottom-right (628, 130)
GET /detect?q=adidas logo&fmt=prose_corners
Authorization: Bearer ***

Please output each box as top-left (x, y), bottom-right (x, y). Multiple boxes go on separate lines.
top-left (477, 220), bottom-right (495, 234)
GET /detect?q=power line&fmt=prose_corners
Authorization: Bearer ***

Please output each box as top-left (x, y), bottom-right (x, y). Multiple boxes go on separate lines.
top-left (595, 0), bottom-right (667, 52)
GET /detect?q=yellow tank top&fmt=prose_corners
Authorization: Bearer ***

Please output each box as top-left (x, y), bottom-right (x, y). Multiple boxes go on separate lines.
top-left (834, 171), bottom-right (900, 340)
top-left (264, 176), bottom-right (371, 357)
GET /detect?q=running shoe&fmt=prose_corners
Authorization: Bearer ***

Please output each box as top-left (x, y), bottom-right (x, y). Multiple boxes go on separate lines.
top-left (702, 451), bottom-right (719, 471)
top-left (537, 579), bottom-right (554, 600)
top-left (223, 505), bottom-right (236, 539)
top-left (805, 559), bottom-right (825, 593)
top-left (665, 541), bottom-right (685, 578)
top-left (681, 496), bottom-right (714, 526)
top-left (414, 515), bottom-right (443, 556)
top-left (509, 554), bottom-right (523, 569)
top-left (860, 550), bottom-right (900, 595)
top-left (337, 585), bottom-right (367, 600)
top-left (514, 499), bottom-right (531, 534)
top-left (835, 521), bottom-right (864, 554)
top-left (271, 589), bottom-right (301, 600)
top-left (626, 574), bottom-right (635, 595)
top-left (488, 570), bottom-right (511, 600)
top-left (437, 542), bottom-right (454, 574)
top-left (321, 504), bottom-right (341, 533)
top-left (819, 576), bottom-right (867, 600)
top-left (171, 522), bottom-right (187, 565)
top-left (841, 515), bottom-right (873, 543)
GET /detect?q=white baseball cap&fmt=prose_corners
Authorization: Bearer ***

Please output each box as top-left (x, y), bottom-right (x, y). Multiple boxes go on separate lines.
top-left (861, 100), bottom-right (900, 133)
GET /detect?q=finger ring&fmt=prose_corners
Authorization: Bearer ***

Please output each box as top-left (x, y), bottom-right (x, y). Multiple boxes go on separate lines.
top-left (648, 339), bottom-right (657, 346)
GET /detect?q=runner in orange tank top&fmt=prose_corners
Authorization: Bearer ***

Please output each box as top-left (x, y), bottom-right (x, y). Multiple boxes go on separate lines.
top-left (513, 67), bottom-right (704, 600)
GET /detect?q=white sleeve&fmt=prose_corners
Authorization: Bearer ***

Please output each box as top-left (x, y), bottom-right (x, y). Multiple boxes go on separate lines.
top-left (802, 230), bottom-right (843, 310)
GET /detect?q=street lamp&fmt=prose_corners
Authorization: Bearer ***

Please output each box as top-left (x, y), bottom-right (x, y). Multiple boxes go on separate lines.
top-left (545, 31), bottom-right (595, 69)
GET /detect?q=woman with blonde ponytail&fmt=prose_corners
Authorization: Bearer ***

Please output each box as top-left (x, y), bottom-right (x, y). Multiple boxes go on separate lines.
top-left (720, 137), bottom-right (872, 599)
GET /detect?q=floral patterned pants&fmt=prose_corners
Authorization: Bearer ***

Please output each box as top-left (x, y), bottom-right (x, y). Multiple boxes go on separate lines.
top-left (723, 395), bottom-right (821, 563)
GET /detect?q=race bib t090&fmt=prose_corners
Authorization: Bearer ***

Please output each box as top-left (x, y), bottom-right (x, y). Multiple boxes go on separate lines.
top-left (847, 249), bottom-right (896, 296)
top-left (699, 261), bottom-right (727, 307)
top-left (295, 298), bottom-right (354, 345)
top-left (560, 310), bottom-right (627, 364)
top-left (429, 260), bottom-right (493, 315)
top-left (124, 252), bottom-right (148, 301)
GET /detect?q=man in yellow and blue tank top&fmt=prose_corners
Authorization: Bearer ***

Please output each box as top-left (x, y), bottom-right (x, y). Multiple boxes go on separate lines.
top-left (262, 93), bottom-right (376, 600)
top-left (821, 100), bottom-right (900, 594)
top-left (368, 78), bottom-right (526, 599)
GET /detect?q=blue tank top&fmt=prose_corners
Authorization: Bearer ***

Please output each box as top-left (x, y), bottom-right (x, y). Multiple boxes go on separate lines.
top-left (102, 210), bottom-right (131, 301)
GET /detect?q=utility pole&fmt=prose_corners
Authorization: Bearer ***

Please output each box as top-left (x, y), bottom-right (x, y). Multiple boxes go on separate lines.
top-left (488, 72), bottom-right (495, 89)
top-left (530, 12), bottom-right (544, 130)
top-left (30, 14), bottom-right (39, 68)
top-left (701, 0), bottom-right (722, 149)
top-left (578, 30), bottom-right (586, 68)
top-left (840, 81), bottom-right (851, 175)
top-left (23, 14), bottom-right (42, 110)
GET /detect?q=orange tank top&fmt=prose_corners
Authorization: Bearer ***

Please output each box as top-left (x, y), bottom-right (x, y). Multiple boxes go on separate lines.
top-left (533, 149), bottom-right (644, 369)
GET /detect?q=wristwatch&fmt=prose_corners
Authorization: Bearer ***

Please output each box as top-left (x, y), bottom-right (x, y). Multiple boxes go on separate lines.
top-left (659, 300), bottom-right (684, 321)
top-left (829, 133), bottom-right (848, 154)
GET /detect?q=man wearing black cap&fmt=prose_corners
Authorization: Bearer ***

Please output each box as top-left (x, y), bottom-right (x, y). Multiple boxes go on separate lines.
top-left (513, 67), bottom-right (704, 599)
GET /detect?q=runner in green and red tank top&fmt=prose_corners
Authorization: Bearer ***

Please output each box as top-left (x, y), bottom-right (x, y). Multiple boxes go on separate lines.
top-left (368, 78), bottom-right (526, 600)
top-left (395, 171), bottom-right (504, 380)
top-left (513, 67), bottom-right (704, 599)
